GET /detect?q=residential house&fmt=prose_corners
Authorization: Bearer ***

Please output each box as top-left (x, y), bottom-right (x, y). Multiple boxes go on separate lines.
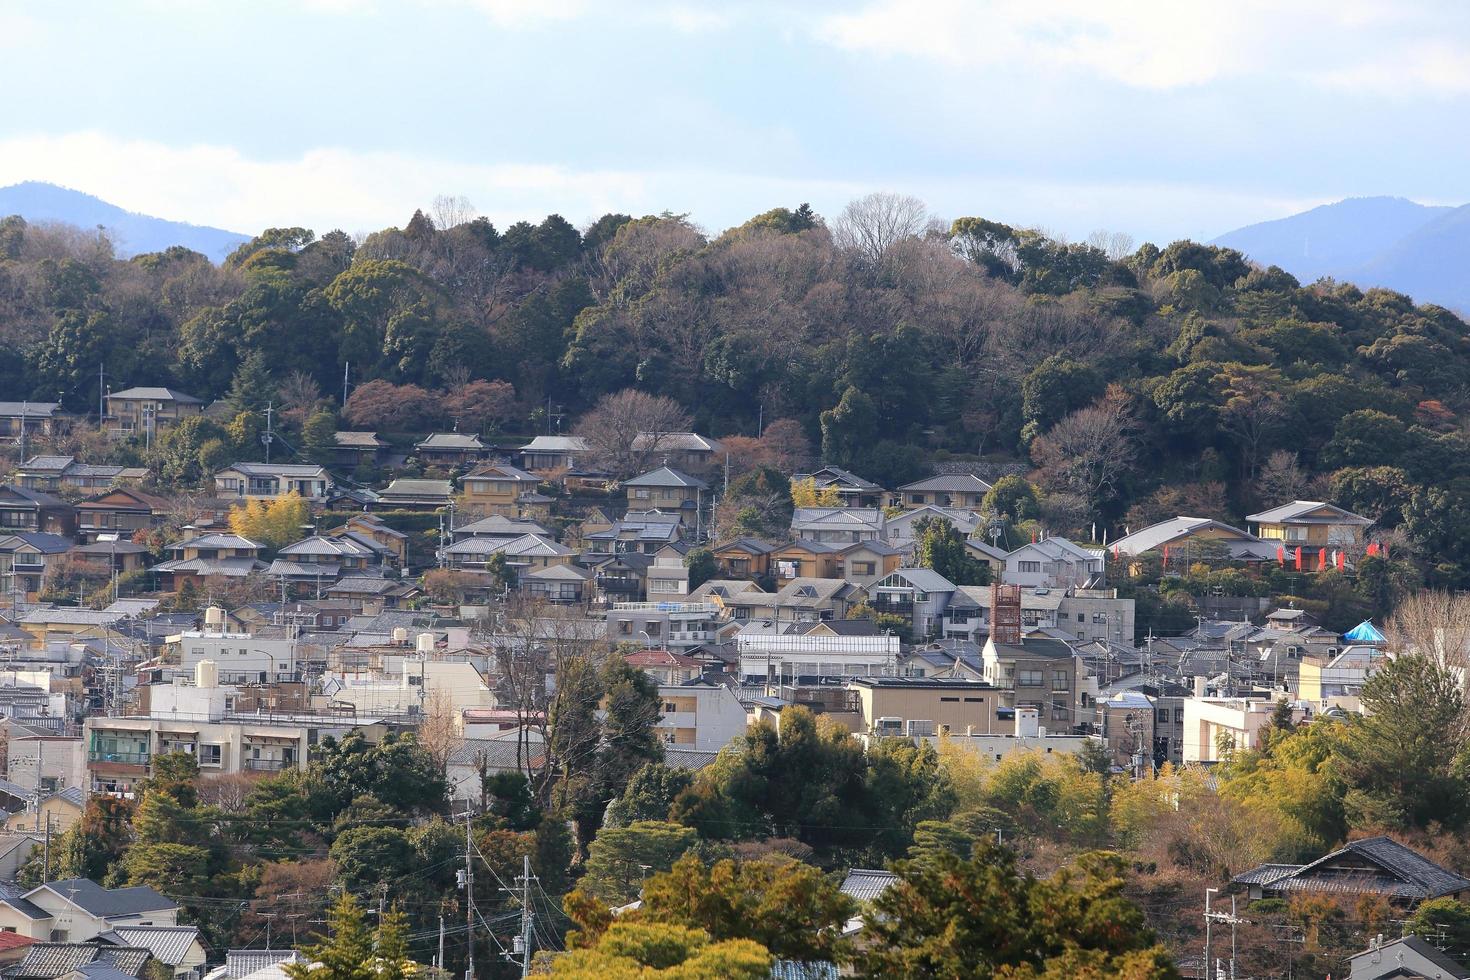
top-left (74, 489), bottom-right (173, 544)
top-left (1099, 691), bottom-right (1155, 772)
top-left (0, 403), bottom-right (61, 441)
top-left (836, 540), bottom-right (906, 590)
top-left (1348, 935), bottom-right (1470, 980)
top-left (84, 716), bottom-right (309, 797)
top-left (1247, 500), bottom-right (1373, 551)
top-left (519, 564), bottom-right (591, 605)
top-left (583, 512), bottom-right (684, 556)
top-left (624, 467), bottom-right (707, 514)
top-left (708, 538), bottom-right (776, 580)
top-left (763, 577), bottom-right (865, 623)
top-left (734, 622), bottom-right (901, 683)
top-left (941, 585), bottom-right (1065, 641)
top-left (69, 541), bottom-right (150, 576)
top-left (1297, 646), bottom-right (1381, 712)
top-left (794, 467), bottom-right (886, 508)
top-left (453, 514), bottom-right (552, 541)
top-left (768, 540), bottom-right (843, 582)
top-left (372, 479), bottom-right (453, 511)
top-left (847, 677), bottom-right (1003, 737)
top-left (869, 568), bottom-right (957, 640)
top-left (0, 535), bottom-right (74, 602)
top-left (1109, 516), bottom-right (1277, 565)
top-left (267, 535), bottom-right (380, 587)
top-left (625, 649), bottom-right (703, 685)
top-left (325, 514), bottom-right (408, 567)
top-left (894, 473), bottom-right (993, 510)
top-left (982, 633), bottom-right (1082, 731)
top-left (97, 926), bottom-right (207, 978)
top-left (16, 457), bottom-right (145, 493)
top-left (646, 544), bottom-right (692, 603)
top-left (442, 533), bottom-right (573, 575)
top-left (331, 431), bottom-right (389, 469)
top-left (1181, 696), bottom-right (1309, 763)
top-left (415, 433), bottom-right (487, 466)
top-left (325, 576), bottom-right (419, 612)
top-left (882, 506), bottom-right (979, 546)
top-left (518, 435), bottom-right (588, 474)
top-left (459, 463), bottom-right (544, 518)
top-left (654, 679), bottom-right (746, 749)
top-left (213, 463), bottom-right (330, 503)
top-left (152, 535), bottom-right (266, 589)
top-left (1003, 537), bottom-right (1105, 590)
top-left (1233, 836), bottom-right (1470, 905)
top-left (606, 601), bottom-right (723, 652)
top-left (791, 507), bottom-right (883, 544)
top-left (8, 941), bottom-right (154, 978)
top-left (632, 431), bottom-right (723, 474)
top-left (586, 553), bottom-right (651, 605)
top-left (4, 787), bottom-right (84, 836)
top-left (104, 387), bottom-right (204, 438)
top-left (0, 878), bottom-right (179, 941)
top-left (688, 580), bottom-right (768, 621)
top-left (0, 486), bottom-right (76, 536)
top-left (1054, 590), bottom-right (1134, 647)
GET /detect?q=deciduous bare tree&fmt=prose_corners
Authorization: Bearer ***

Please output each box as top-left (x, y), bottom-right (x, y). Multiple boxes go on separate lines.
top-left (1385, 590), bottom-right (1470, 671)
top-left (278, 370), bottom-right (323, 424)
top-left (431, 194), bottom-right (477, 231)
top-left (574, 388), bottom-right (692, 479)
top-left (832, 192), bottom-right (929, 266)
top-left (1257, 450), bottom-right (1309, 506)
top-left (1029, 386), bottom-right (1138, 512)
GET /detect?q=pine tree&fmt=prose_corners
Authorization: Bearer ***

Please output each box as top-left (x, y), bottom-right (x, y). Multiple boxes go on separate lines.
top-left (286, 892), bottom-right (376, 980)
top-left (227, 350), bottom-right (276, 414)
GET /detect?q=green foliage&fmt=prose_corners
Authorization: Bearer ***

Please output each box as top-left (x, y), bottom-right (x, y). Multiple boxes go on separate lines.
top-left (981, 475), bottom-right (1040, 523)
top-left (314, 731), bottom-right (449, 819)
top-left (683, 547), bottom-right (717, 590)
top-left (579, 821), bottom-right (699, 905)
top-left (606, 763), bottom-right (694, 828)
top-left (551, 921), bottom-right (771, 979)
top-left (1405, 898), bottom-right (1470, 960)
top-left (911, 515), bottom-right (991, 588)
top-left (855, 845), bottom-right (1179, 979)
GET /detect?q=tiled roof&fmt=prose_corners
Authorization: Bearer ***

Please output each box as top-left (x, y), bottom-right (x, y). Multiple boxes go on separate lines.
top-left (10, 942), bottom-right (152, 979)
top-left (220, 463), bottom-right (327, 478)
top-left (876, 567), bottom-right (956, 593)
top-left (333, 431), bottom-right (386, 448)
top-left (897, 473), bottom-right (993, 493)
top-left (378, 479), bottom-right (453, 498)
top-left (168, 533), bottom-right (262, 551)
top-left (624, 466), bottom-right (708, 489)
top-left (35, 878), bottom-right (177, 917)
top-left (223, 950), bottom-right (302, 979)
top-left (0, 403), bottom-right (59, 417)
top-left (662, 748), bottom-right (720, 770)
top-left (1233, 836), bottom-right (1470, 899)
top-left (0, 881), bottom-right (49, 920)
top-left (107, 387), bottom-right (202, 404)
top-left (630, 431), bottom-right (719, 452)
top-left (840, 869), bottom-right (899, 903)
top-left (1247, 500), bottom-right (1372, 526)
top-left (519, 435), bottom-right (588, 452)
top-left (770, 962), bottom-right (840, 980)
top-left (98, 926), bottom-right (202, 966)
top-left (20, 608), bottom-right (123, 626)
top-left (417, 433), bottom-right (486, 450)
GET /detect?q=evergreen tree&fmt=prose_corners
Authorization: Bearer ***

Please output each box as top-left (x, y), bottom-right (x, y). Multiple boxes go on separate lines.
top-left (227, 350), bottom-right (276, 414)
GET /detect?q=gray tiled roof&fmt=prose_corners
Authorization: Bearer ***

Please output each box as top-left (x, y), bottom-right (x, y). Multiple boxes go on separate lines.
top-left (0, 403), bottom-right (60, 417)
top-left (1233, 836), bottom-right (1470, 899)
top-left (107, 387), bottom-right (202, 404)
top-left (11, 943), bottom-right (152, 979)
top-left (36, 878), bottom-right (177, 917)
top-left (840, 869), bottom-right (898, 903)
top-left (625, 466), bottom-right (708, 489)
top-left (98, 926), bottom-right (201, 967)
top-left (770, 961), bottom-right (840, 980)
top-left (897, 473), bottom-right (993, 493)
top-left (224, 950), bottom-right (301, 979)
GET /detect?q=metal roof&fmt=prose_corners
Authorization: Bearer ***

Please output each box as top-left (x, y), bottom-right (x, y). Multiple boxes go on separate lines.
top-left (107, 387), bottom-right (202, 404)
top-left (624, 466), bottom-right (708, 489)
top-left (0, 403), bottom-right (59, 417)
top-left (220, 463), bottom-right (327, 478)
top-left (1246, 500), bottom-right (1372, 526)
top-left (34, 879), bottom-right (177, 917)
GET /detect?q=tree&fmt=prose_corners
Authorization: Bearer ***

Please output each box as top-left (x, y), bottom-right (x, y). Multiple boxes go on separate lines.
top-left (278, 369), bottom-right (324, 423)
top-left (1405, 898), bottom-right (1470, 960)
top-left (912, 516), bottom-right (990, 587)
top-left (1021, 355), bottom-right (1102, 439)
top-left (684, 547), bottom-right (717, 590)
top-left (284, 892), bottom-right (374, 980)
top-left (1029, 389), bottom-right (1137, 512)
top-left (606, 764), bottom-right (693, 828)
top-left (330, 826), bottom-right (418, 894)
top-left (855, 846), bottom-right (1179, 979)
top-left (315, 731), bottom-right (449, 818)
top-left (832, 192), bottom-right (929, 266)
top-left (552, 922), bottom-right (771, 979)
top-left (981, 475), bottom-right (1040, 523)
top-left (343, 379), bottom-right (436, 431)
top-left (1258, 450), bottom-right (1310, 506)
top-left (819, 387), bottom-right (878, 469)
top-left (227, 349), bottom-right (276, 414)
top-left (1322, 410), bottom-right (1410, 469)
top-left (579, 821), bottom-right (699, 904)
top-left (574, 389), bottom-right (692, 480)
top-left (1336, 653), bottom-right (1470, 831)
top-left (789, 476), bottom-right (841, 508)
top-left (229, 491), bottom-right (310, 550)
top-left (1330, 466), bottom-right (1412, 528)
top-left (443, 379), bottom-right (517, 433)
top-left (599, 853), bottom-right (856, 962)
top-left (302, 409), bottom-right (339, 464)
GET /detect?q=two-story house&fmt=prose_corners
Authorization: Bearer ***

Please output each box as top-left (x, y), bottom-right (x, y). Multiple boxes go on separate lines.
top-left (606, 600), bottom-right (724, 652)
top-left (652, 679), bottom-right (746, 749)
top-left (791, 507), bottom-right (884, 544)
top-left (442, 533), bottom-right (573, 575)
top-left (331, 431), bottom-right (389, 469)
top-left (709, 538), bottom-right (776, 580)
top-left (16, 456), bottom-right (146, 493)
top-left (519, 564), bottom-right (592, 605)
top-left (459, 463), bottom-right (545, 518)
top-left (518, 435), bottom-right (588, 474)
top-left (583, 512), bottom-right (684, 556)
top-left (1247, 500), bottom-right (1373, 552)
top-left (267, 535), bottom-right (381, 586)
top-left (624, 467), bottom-right (707, 513)
top-left (882, 506), bottom-right (979, 546)
top-left (1002, 537), bottom-right (1105, 590)
top-left (0, 485), bottom-right (76, 536)
top-left (769, 540), bottom-right (844, 581)
top-left (894, 473), bottom-right (993, 510)
top-left (794, 467), bottom-right (887, 508)
top-left (646, 543), bottom-right (692, 604)
top-left (869, 568), bottom-right (957, 640)
top-left (415, 433), bottom-right (488, 466)
top-left (372, 478), bottom-right (454, 511)
top-left (759, 577), bottom-right (865, 623)
top-left (983, 633), bottom-right (1081, 732)
top-left (324, 514), bottom-right (408, 567)
top-left (0, 533), bottom-right (74, 601)
top-left (214, 463), bottom-right (331, 503)
top-left (74, 488), bottom-right (173, 544)
top-left (152, 534), bottom-right (266, 589)
top-left (104, 387), bottom-right (204, 438)
top-left (0, 879), bottom-right (180, 941)
top-left (836, 540), bottom-right (906, 590)
top-left (0, 402), bottom-right (61, 441)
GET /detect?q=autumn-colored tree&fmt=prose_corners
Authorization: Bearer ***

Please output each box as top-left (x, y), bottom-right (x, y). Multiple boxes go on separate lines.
top-left (229, 490), bottom-right (310, 550)
top-left (790, 476), bottom-right (841, 508)
top-left (551, 922), bottom-right (771, 979)
top-left (443, 379), bottom-right (517, 433)
top-left (343, 379), bottom-right (437, 430)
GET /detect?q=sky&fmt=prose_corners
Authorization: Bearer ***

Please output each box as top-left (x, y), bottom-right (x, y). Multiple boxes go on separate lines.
top-left (2, 0), bottom-right (1469, 243)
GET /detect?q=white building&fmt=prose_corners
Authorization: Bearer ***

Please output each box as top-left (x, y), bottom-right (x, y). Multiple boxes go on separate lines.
top-left (84, 715), bottom-right (310, 796)
top-left (176, 612), bottom-right (301, 685)
top-left (735, 627), bottom-right (901, 684)
top-left (0, 878), bottom-right (180, 941)
top-left (656, 680), bottom-right (747, 751)
top-left (1002, 538), bottom-right (1105, 590)
top-left (1181, 696), bottom-right (1310, 763)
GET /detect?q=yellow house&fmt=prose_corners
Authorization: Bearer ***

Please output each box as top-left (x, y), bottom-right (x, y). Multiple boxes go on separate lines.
top-left (1247, 500), bottom-right (1372, 550)
top-left (4, 787), bottom-right (83, 834)
top-left (459, 463), bottom-right (546, 518)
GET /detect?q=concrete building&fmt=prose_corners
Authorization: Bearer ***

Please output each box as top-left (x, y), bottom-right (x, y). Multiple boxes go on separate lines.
top-left (607, 601), bottom-right (724, 653)
top-left (1002, 538), bottom-right (1105, 590)
top-left (845, 677), bottom-right (1004, 737)
top-left (735, 627), bottom-right (901, 684)
top-left (84, 715), bottom-right (310, 796)
top-left (213, 463), bottom-right (331, 503)
top-left (655, 680), bottom-right (746, 750)
top-left (1181, 696), bottom-right (1310, 763)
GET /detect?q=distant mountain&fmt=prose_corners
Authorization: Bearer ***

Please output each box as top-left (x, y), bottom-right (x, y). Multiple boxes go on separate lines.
top-left (1211, 195), bottom-right (1470, 311)
top-left (0, 181), bottom-right (249, 263)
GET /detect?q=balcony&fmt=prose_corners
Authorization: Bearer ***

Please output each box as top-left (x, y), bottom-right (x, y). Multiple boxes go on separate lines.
top-left (596, 576), bottom-right (642, 594)
top-left (245, 758), bottom-right (289, 771)
top-left (89, 750), bottom-right (149, 766)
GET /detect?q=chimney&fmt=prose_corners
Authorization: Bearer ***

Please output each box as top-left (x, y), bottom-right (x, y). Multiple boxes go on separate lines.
top-left (990, 584), bottom-right (1022, 646)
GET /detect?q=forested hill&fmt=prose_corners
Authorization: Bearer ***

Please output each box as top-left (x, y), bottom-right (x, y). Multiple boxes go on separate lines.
top-left (1, 198), bottom-right (1467, 579)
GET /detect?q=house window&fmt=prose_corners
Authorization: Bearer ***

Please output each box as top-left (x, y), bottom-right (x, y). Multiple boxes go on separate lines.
top-left (963, 697), bottom-right (984, 703)
top-left (852, 561), bottom-right (875, 576)
top-left (1052, 671), bottom-right (1069, 690)
top-left (1018, 561), bottom-right (1041, 573)
top-left (1018, 669), bottom-right (1043, 686)
top-left (1174, 708), bottom-right (1184, 723)
top-left (199, 744), bottom-right (222, 766)
top-left (1077, 613), bottom-right (1085, 622)
top-left (644, 623), bottom-right (661, 637)
top-left (939, 696), bottom-right (959, 703)
top-left (617, 621), bottom-right (632, 636)
top-left (1156, 709), bottom-right (1169, 723)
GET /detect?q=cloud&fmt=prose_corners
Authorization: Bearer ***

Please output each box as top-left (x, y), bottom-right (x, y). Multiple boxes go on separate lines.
top-left (815, 0), bottom-right (1470, 94)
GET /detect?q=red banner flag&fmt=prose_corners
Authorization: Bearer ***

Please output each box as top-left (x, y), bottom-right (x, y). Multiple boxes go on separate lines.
top-left (1162, 544), bottom-right (1170, 569)
top-left (1318, 548), bottom-right (1327, 570)
top-left (1366, 542), bottom-right (1378, 556)
top-left (1294, 546), bottom-right (1302, 571)
top-left (1336, 551), bottom-right (1345, 571)
top-left (1277, 545), bottom-right (1286, 565)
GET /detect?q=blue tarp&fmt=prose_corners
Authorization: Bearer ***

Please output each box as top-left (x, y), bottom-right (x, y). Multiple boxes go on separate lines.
top-left (1343, 620), bottom-right (1386, 644)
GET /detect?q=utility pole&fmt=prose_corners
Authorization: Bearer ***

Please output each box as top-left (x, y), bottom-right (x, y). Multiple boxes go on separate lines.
top-left (42, 813), bottom-right (50, 881)
top-left (343, 363), bottom-right (350, 407)
top-left (437, 913), bottom-right (445, 973)
top-left (18, 400), bottom-right (26, 463)
top-left (463, 812), bottom-right (475, 980)
top-left (98, 363), bottom-right (105, 421)
top-left (1204, 887), bottom-right (1217, 980)
top-left (1203, 893), bottom-right (1248, 980)
top-left (517, 855), bottom-right (533, 978)
top-left (263, 403), bottom-right (275, 464)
